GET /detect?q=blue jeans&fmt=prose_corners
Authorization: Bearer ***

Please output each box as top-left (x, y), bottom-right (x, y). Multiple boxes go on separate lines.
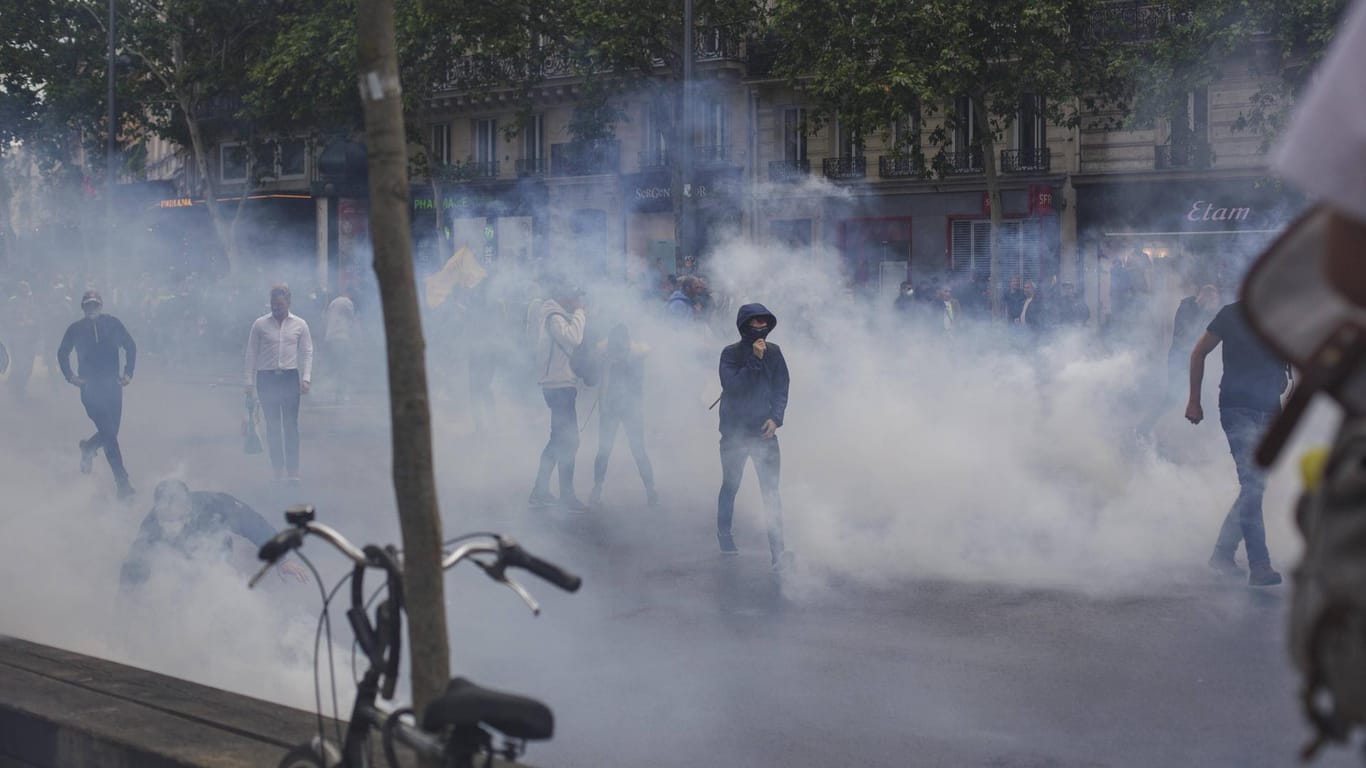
top-left (717, 433), bottom-right (785, 559)
top-left (1214, 407), bottom-right (1276, 565)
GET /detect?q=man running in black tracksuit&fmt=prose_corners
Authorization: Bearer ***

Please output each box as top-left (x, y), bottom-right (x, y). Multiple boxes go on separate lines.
top-left (717, 303), bottom-right (793, 570)
top-left (57, 290), bottom-right (136, 498)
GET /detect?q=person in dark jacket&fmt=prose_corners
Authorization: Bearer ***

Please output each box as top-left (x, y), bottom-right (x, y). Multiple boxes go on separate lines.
top-left (717, 303), bottom-right (793, 570)
top-left (119, 479), bottom-right (307, 590)
top-left (57, 290), bottom-right (136, 498)
top-left (589, 324), bottom-right (658, 508)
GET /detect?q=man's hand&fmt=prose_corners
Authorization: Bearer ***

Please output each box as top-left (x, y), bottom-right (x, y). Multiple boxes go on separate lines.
top-left (120, 375), bottom-right (131, 387)
top-left (761, 419), bottom-right (778, 439)
top-left (70, 376), bottom-right (85, 387)
top-left (278, 560), bottom-right (309, 583)
top-left (1185, 400), bottom-right (1204, 425)
top-left (300, 380), bottom-right (311, 395)
top-left (752, 339), bottom-right (766, 359)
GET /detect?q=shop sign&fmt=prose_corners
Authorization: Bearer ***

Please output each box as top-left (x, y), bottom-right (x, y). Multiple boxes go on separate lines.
top-left (1186, 200), bottom-right (1252, 223)
top-left (159, 197), bottom-right (194, 208)
top-left (1028, 184), bottom-right (1054, 216)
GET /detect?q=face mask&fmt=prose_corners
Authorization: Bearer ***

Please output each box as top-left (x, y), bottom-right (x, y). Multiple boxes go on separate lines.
top-left (741, 324), bottom-right (771, 341)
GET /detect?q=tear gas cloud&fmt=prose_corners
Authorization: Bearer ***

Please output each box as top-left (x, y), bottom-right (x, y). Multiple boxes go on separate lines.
top-left (0, 167), bottom-right (1321, 755)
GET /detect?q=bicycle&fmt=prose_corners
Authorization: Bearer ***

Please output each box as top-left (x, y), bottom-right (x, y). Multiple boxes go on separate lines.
top-left (248, 504), bottom-right (582, 768)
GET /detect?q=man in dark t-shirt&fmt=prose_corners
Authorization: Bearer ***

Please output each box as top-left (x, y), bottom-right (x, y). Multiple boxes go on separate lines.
top-left (1186, 302), bottom-right (1290, 587)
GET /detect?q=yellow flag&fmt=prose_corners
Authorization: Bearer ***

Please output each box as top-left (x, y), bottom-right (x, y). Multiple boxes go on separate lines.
top-left (424, 245), bottom-right (487, 307)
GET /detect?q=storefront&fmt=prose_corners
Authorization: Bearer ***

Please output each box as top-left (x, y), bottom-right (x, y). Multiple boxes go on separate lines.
top-left (1075, 176), bottom-right (1305, 326)
top-left (410, 178), bottom-right (549, 277)
top-left (621, 167), bottom-right (743, 276)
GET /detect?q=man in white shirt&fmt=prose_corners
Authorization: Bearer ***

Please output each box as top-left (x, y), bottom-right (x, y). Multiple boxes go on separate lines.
top-left (323, 291), bottom-right (356, 404)
top-left (245, 284), bottom-right (314, 482)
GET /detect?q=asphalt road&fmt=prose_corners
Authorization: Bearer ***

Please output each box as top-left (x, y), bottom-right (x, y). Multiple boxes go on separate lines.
top-left (1, 365), bottom-right (1358, 768)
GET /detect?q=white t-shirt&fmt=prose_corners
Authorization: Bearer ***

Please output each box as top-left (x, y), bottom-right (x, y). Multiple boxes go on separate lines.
top-left (1273, 0), bottom-right (1366, 222)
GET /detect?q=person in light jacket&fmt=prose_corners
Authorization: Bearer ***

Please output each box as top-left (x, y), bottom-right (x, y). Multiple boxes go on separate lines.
top-left (529, 283), bottom-right (589, 512)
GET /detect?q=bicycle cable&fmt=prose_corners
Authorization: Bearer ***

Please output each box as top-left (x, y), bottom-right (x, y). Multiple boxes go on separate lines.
top-left (310, 560), bottom-right (354, 751)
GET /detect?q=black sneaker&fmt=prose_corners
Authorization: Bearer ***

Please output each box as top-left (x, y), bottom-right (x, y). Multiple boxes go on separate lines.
top-left (116, 483), bottom-right (136, 500)
top-left (718, 534), bottom-right (738, 555)
top-left (1248, 562), bottom-right (1283, 587)
top-left (1208, 553), bottom-right (1243, 580)
top-left (528, 491), bottom-right (558, 508)
top-left (79, 439), bottom-right (94, 474)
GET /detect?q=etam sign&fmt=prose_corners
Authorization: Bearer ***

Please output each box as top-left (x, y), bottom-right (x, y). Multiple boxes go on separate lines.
top-left (1187, 200), bottom-right (1252, 223)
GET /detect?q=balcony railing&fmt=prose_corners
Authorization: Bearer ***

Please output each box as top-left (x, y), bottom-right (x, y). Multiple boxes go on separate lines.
top-left (694, 145), bottom-right (731, 166)
top-left (550, 139), bottom-right (620, 177)
top-left (768, 159), bottom-right (810, 182)
top-left (939, 149), bottom-right (984, 175)
top-left (823, 156), bottom-right (867, 180)
top-left (1000, 148), bottom-right (1051, 173)
top-left (516, 157), bottom-right (548, 176)
top-left (639, 148), bottom-right (672, 169)
top-left (878, 155), bottom-right (925, 179)
top-left (1154, 142), bottom-right (1212, 170)
top-left (1086, 3), bottom-right (1190, 42)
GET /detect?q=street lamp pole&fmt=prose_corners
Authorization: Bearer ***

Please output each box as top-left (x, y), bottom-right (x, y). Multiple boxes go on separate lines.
top-left (680, 0), bottom-right (693, 266)
top-left (105, 0), bottom-right (116, 291)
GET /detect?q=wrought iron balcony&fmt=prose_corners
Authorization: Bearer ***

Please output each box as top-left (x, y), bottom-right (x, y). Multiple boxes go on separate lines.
top-left (768, 159), bottom-right (810, 182)
top-left (639, 148), bottom-right (672, 170)
top-left (939, 149), bottom-right (984, 175)
top-left (1000, 148), bottom-right (1051, 173)
top-left (878, 155), bottom-right (925, 179)
top-left (516, 157), bottom-right (548, 176)
top-left (550, 139), bottom-right (620, 177)
top-left (1086, 3), bottom-right (1190, 42)
top-left (1154, 142), bottom-right (1212, 170)
top-left (823, 156), bottom-right (867, 180)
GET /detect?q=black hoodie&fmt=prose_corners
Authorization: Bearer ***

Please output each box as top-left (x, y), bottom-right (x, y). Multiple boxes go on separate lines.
top-left (718, 303), bottom-right (789, 437)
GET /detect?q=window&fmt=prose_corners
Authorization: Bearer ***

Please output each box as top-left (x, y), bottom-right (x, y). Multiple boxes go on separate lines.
top-left (278, 139), bottom-right (307, 178)
top-left (952, 96), bottom-right (978, 152)
top-left (836, 117), bottom-right (863, 158)
top-left (474, 118), bottom-right (498, 165)
top-left (701, 96), bottom-right (728, 149)
top-left (892, 107), bottom-right (920, 152)
top-left (950, 218), bottom-right (1042, 284)
top-left (431, 123), bottom-right (451, 166)
top-left (646, 99), bottom-right (670, 156)
top-left (524, 114), bottom-right (544, 161)
top-left (219, 142), bottom-right (247, 183)
top-left (1016, 95), bottom-right (1045, 152)
top-left (782, 108), bottom-right (807, 163)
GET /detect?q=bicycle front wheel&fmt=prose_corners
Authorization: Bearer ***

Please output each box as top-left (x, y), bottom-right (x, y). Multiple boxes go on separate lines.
top-left (277, 744), bottom-right (327, 768)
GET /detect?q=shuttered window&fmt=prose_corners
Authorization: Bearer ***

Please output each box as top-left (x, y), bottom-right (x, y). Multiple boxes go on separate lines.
top-left (950, 218), bottom-right (1042, 284)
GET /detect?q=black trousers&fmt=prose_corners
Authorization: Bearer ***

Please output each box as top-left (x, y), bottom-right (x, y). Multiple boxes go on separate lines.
top-left (717, 432), bottom-right (785, 557)
top-left (534, 387), bottom-right (579, 498)
top-left (257, 370), bottom-right (301, 476)
top-left (593, 404), bottom-right (655, 491)
top-left (81, 377), bottom-right (128, 485)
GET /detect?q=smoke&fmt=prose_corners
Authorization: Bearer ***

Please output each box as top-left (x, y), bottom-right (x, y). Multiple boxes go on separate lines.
top-left (0, 156), bottom-right (1327, 767)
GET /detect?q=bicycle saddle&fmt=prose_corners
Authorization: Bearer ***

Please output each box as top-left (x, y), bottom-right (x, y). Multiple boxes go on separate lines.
top-left (422, 677), bottom-right (554, 741)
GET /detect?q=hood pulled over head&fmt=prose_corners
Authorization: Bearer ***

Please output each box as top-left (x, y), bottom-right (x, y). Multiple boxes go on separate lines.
top-left (736, 303), bottom-right (777, 341)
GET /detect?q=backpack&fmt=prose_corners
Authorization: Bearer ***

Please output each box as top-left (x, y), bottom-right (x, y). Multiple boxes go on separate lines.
top-left (544, 312), bottom-right (600, 387)
top-left (1289, 416), bottom-right (1366, 759)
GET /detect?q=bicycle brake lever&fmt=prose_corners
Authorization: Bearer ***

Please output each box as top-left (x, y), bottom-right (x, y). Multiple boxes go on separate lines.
top-left (247, 561), bottom-right (273, 589)
top-left (501, 577), bottom-right (541, 616)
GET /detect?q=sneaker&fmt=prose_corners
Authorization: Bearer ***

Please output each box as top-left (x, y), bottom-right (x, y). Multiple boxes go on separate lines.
top-left (771, 550), bottom-right (796, 572)
top-left (287, 475), bottom-right (302, 486)
top-left (1208, 553), bottom-right (1243, 580)
top-left (78, 439), bottom-right (94, 474)
top-left (528, 491), bottom-right (558, 508)
top-left (1248, 562), bottom-right (1283, 587)
top-left (718, 534), bottom-right (739, 555)
top-left (561, 497), bottom-right (590, 514)
top-left (116, 483), bottom-right (136, 500)
top-left (646, 488), bottom-right (661, 509)
top-left (588, 485), bottom-right (603, 507)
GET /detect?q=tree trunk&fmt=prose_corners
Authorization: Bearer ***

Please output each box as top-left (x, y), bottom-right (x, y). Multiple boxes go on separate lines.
top-left (355, 0), bottom-right (451, 717)
top-left (974, 96), bottom-right (1005, 320)
top-left (173, 32), bottom-right (239, 275)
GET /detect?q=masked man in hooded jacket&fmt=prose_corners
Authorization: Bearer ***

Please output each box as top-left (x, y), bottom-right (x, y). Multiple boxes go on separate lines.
top-left (717, 304), bottom-right (793, 570)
